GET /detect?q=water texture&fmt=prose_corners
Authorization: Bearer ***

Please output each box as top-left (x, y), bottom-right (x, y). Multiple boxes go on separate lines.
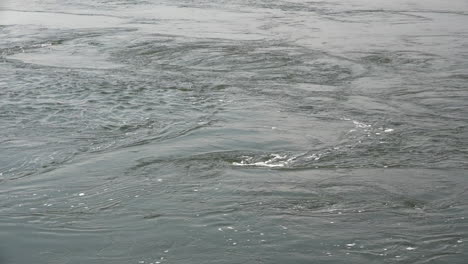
top-left (1, 0), bottom-right (467, 263)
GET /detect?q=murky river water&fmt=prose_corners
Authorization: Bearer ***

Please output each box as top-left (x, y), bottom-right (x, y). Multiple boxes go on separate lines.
top-left (1, 0), bottom-right (467, 263)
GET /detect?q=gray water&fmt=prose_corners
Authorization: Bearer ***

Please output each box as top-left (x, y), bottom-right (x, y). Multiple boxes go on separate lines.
top-left (1, 0), bottom-right (467, 263)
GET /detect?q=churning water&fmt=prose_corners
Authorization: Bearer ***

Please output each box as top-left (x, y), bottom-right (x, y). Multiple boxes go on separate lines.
top-left (1, 0), bottom-right (467, 263)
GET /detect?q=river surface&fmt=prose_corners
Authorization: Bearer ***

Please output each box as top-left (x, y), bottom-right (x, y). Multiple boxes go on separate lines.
top-left (1, 0), bottom-right (467, 263)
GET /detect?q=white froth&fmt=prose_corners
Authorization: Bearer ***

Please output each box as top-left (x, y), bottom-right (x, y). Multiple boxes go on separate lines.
top-left (233, 153), bottom-right (294, 168)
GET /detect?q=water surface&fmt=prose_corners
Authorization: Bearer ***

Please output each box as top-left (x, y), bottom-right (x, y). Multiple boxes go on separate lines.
top-left (1, 0), bottom-right (467, 263)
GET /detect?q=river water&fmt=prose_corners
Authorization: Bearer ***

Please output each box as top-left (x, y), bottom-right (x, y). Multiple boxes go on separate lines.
top-left (1, 0), bottom-right (467, 263)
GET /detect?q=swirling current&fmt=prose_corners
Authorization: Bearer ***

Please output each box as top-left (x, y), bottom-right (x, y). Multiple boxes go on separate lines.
top-left (0, 0), bottom-right (467, 263)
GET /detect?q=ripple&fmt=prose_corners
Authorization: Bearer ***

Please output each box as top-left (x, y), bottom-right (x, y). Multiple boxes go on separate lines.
top-left (0, 10), bottom-right (127, 29)
top-left (323, 10), bottom-right (432, 24)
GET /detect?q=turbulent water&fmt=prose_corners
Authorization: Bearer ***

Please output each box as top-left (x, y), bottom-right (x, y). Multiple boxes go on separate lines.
top-left (1, 0), bottom-right (467, 263)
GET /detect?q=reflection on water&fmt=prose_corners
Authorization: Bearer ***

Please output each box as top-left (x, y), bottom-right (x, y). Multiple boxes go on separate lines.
top-left (1, 0), bottom-right (467, 263)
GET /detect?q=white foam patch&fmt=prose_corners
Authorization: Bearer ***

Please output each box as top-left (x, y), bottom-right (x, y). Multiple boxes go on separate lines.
top-left (307, 153), bottom-right (322, 161)
top-left (233, 154), bottom-right (296, 168)
top-left (352, 120), bottom-right (371, 129)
